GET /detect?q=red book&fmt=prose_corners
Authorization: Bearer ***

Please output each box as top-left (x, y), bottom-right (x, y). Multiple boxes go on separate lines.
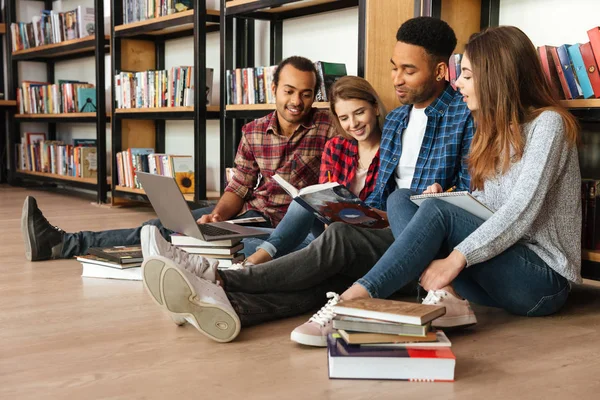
top-left (538, 46), bottom-right (565, 99)
top-left (549, 46), bottom-right (573, 99)
top-left (587, 27), bottom-right (600, 69)
top-left (579, 42), bottom-right (600, 98)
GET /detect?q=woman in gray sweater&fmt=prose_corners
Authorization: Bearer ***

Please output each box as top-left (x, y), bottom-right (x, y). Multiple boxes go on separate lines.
top-left (337, 25), bottom-right (582, 327)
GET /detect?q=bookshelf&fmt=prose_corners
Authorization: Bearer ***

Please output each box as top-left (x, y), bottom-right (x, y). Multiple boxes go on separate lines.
top-left (110, 0), bottom-right (220, 204)
top-left (5, 0), bottom-right (109, 203)
top-left (0, 18), bottom-right (17, 183)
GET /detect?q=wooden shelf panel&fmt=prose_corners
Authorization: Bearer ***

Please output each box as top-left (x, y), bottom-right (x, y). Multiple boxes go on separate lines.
top-left (16, 170), bottom-right (97, 185)
top-left (115, 10), bottom-right (219, 37)
top-left (583, 250), bottom-right (600, 263)
top-left (12, 35), bottom-right (109, 61)
top-left (115, 106), bottom-right (220, 113)
top-left (0, 100), bottom-right (17, 107)
top-left (115, 186), bottom-right (195, 202)
top-left (226, 0), bottom-right (357, 17)
top-left (114, 106), bottom-right (220, 120)
top-left (0, 23), bottom-right (6, 35)
top-left (560, 99), bottom-right (600, 109)
top-left (226, 102), bottom-right (329, 111)
top-left (15, 113), bottom-right (101, 123)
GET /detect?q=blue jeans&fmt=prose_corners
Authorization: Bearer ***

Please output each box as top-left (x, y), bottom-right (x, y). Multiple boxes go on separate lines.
top-left (61, 206), bottom-right (272, 258)
top-left (250, 201), bottom-right (325, 259)
top-left (357, 189), bottom-right (570, 317)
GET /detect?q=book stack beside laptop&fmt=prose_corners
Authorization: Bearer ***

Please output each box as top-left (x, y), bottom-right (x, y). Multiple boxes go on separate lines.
top-left (328, 298), bottom-right (456, 382)
top-left (77, 246), bottom-right (143, 281)
top-left (170, 234), bottom-right (245, 268)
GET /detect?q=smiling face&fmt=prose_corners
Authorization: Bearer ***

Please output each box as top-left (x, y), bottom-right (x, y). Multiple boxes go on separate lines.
top-left (334, 98), bottom-right (379, 143)
top-left (272, 64), bottom-right (316, 129)
top-left (454, 53), bottom-right (479, 111)
top-left (390, 41), bottom-right (443, 108)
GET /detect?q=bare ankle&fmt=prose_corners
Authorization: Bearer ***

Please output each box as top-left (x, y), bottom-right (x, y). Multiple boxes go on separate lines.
top-left (246, 248), bottom-right (272, 265)
top-left (340, 284), bottom-right (371, 301)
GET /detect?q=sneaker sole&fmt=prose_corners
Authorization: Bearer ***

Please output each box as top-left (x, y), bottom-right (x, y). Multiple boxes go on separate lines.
top-left (290, 330), bottom-right (328, 347)
top-left (144, 256), bottom-right (240, 342)
top-left (432, 314), bottom-right (478, 328)
top-left (21, 197), bottom-right (34, 261)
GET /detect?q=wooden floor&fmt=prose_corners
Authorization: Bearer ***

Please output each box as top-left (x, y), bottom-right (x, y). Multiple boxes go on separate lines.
top-left (2, 185), bottom-right (600, 399)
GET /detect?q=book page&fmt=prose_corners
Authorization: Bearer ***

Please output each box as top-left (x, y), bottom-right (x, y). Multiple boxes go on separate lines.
top-left (272, 174), bottom-right (299, 197)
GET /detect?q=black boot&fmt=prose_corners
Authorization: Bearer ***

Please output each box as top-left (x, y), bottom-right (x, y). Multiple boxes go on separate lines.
top-left (21, 196), bottom-right (65, 261)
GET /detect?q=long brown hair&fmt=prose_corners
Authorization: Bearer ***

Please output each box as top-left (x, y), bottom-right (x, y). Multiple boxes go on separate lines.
top-left (328, 76), bottom-right (387, 139)
top-left (465, 26), bottom-right (579, 190)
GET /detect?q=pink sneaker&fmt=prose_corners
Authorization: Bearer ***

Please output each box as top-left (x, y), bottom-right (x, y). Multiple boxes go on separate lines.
top-left (422, 290), bottom-right (477, 328)
top-left (290, 292), bottom-right (340, 347)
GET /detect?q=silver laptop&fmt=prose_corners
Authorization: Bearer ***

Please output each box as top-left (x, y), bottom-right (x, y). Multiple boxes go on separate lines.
top-left (137, 172), bottom-right (269, 242)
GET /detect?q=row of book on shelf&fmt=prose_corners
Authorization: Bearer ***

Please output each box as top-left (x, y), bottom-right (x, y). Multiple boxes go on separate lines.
top-left (17, 133), bottom-right (97, 179)
top-left (123, 0), bottom-right (194, 25)
top-left (114, 67), bottom-right (213, 109)
top-left (115, 149), bottom-right (195, 194)
top-left (17, 80), bottom-right (97, 115)
top-left (10, 6), bottom-right (95, 52)
top-left (225, 61), bottom-right (347, 105)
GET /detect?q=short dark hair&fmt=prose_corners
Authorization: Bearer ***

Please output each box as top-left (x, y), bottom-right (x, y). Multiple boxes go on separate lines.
top-left (273, 56), bottom-right (321, 95)
top-left (396, 17), bottom-right (457, 62)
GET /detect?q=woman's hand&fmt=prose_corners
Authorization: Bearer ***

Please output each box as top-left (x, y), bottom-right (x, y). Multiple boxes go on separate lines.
top-left (423, 183), bottom-right (443, 194)
top-left (419, 250), bottom-right (467, 291)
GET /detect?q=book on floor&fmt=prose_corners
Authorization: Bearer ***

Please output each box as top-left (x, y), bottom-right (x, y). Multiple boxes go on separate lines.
top-left (177, 242), bottom-right (244, 255)
top-left (214, 254), bottom-right (245, 268)
top-left (333, 315), bottom-right (431, 336)
top-left (272, 173), bottom-right (388, 229)
top-left (338, 330), bottom-right (452, 348)
top-left (87, 245), bottom-right (143, 264)
top-left (332, 298), bottom-right (446, 326)
top-left (409, 191), bottom-right (494, 221)
top-left (76, 254), bottom-right (141, 269)
top-left (327, 334), bottom-right (455, 381)
top-left (170, 233), bottom-right (242, 247)
top-left (80, 263), bottom-right (142, 281)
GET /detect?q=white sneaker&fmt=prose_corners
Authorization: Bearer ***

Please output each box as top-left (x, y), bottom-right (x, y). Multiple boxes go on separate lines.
top-left (422, 289), bottom-right (477, 328)
top-left (290, 292), bottom-right (340, 347)
top-left (142, 255), bottom-right (241, 343)
top-left (141, 225), bottom-right (218, 283)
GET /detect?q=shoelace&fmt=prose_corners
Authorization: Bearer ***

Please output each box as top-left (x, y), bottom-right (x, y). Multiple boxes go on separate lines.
top-left (165, 245), bottom-right (212, 278)
top-left (308, 292), bottom-right (340, 327)
top-left (35, 210), bottom-right (64, 233)
top-left (422, 290), bottom-right (448, 305)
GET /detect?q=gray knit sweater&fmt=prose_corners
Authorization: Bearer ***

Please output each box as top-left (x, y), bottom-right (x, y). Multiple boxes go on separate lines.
top-left (455, 110), bottom-right (582, 283)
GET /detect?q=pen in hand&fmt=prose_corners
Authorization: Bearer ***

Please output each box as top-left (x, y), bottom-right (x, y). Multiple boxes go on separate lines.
top-left (446, 186), bottom-right (457, 193)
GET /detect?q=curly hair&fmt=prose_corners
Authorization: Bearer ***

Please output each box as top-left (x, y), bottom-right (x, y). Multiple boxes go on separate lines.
top-left (273, 56), bottom-right (321, 95)
top-left (396, 17), bottom-right (457, 63)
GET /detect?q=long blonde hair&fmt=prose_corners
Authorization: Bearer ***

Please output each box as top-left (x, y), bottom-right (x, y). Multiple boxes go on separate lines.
top-left (465, 26), bottom-right (579, 190)
top-left (328, 76), bottom-right (387, 139)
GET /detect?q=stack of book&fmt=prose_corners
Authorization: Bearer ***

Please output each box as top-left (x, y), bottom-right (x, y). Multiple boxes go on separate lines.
top-left (170, 234), bottom-right (244, 268)
top-left (77, 246), bottom-right (143, 281)
top-left (328, 298), bottom-right (455, 382)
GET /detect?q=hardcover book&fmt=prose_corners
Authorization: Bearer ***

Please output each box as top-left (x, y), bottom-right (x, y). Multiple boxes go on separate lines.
top-left (578, 42), bottom-right (600, 98)
top-left (170, 155), bottom-right (194, 194)
top-left (170, 234), bottom-right (242, 247)
top-left (538, 45), bottom-right (566, 99)
top-left (87, 246), bottom-right (143, 264)
top-left (272, 174), bottom-right (388, 229)
top-left (332, 298), bottom-right (446, 326)
top-left (410, 191), bottom-right (494, 221)
top-left (568, 44), bottom-right (594, 99)
top-left (314, 61), bottom-right (347, 102)
top-left (327, 334), bottom-right (456, 381)
top-left (556, 44), bottom-right (583, 99)
top-left (332, 315), bottom-right (431, 336)
top-left (337, 329), bottom-right (439, 345)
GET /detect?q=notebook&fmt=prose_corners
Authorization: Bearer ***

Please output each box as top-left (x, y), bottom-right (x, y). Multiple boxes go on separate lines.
top-left (410, 191), bottom-right (494, 221)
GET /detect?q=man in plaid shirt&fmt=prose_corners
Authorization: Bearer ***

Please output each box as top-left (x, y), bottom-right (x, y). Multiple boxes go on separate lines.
top-left (198, 56), bottom-right (336, 228)
top-left (22, 56), bottom-right (335, 261)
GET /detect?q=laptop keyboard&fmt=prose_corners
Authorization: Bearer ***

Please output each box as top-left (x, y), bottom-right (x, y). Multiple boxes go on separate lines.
top-left (198, 224), bottom-right (239, 237)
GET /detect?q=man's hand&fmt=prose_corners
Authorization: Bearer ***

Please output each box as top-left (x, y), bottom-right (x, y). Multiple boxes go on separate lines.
top-left (422, 183), bottom-right (443, 194)
top-left (198, 213), bottom-right (223, 224)
top-left (419, 250), bottom-right (467, 291)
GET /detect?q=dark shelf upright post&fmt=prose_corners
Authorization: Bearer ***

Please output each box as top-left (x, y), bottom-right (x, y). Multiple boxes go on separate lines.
top-left (6, 0), bottom-right (18, 183)
top-left (95, 0), bottom-right (107, 203)
top-left (194, 0), bottom-right (208, 201)
top-left (111, 0), bottom-right (123, 202)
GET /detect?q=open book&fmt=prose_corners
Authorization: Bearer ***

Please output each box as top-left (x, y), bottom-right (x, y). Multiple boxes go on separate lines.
top-left (272, 174), bottom-right (388, 229)
top-left (410, 191), bottom-right (494, 220)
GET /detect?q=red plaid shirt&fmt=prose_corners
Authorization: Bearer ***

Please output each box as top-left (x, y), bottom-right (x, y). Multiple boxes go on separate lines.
top-left (225, 109), bottom-right (336, 226)
top-left (319, 136), bottom-right (380, 203)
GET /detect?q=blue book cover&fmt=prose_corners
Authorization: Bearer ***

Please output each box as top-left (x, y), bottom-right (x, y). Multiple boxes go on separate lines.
top-left (568, 44), bottom-right (594, 98)
top-left (77, 87), bottom-right (97, 112)
top-left (557, 45), bottom-right (583, 99)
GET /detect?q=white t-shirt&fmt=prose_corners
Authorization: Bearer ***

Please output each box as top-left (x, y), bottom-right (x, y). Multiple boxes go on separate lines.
top-left (395, 107), bottom-right (428, 189)
top-left (349, 167), bottom-right (368, 198)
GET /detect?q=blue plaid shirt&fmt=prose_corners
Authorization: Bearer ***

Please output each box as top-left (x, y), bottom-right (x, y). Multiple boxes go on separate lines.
top-left (367, 85), bottom-right (474, 211)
